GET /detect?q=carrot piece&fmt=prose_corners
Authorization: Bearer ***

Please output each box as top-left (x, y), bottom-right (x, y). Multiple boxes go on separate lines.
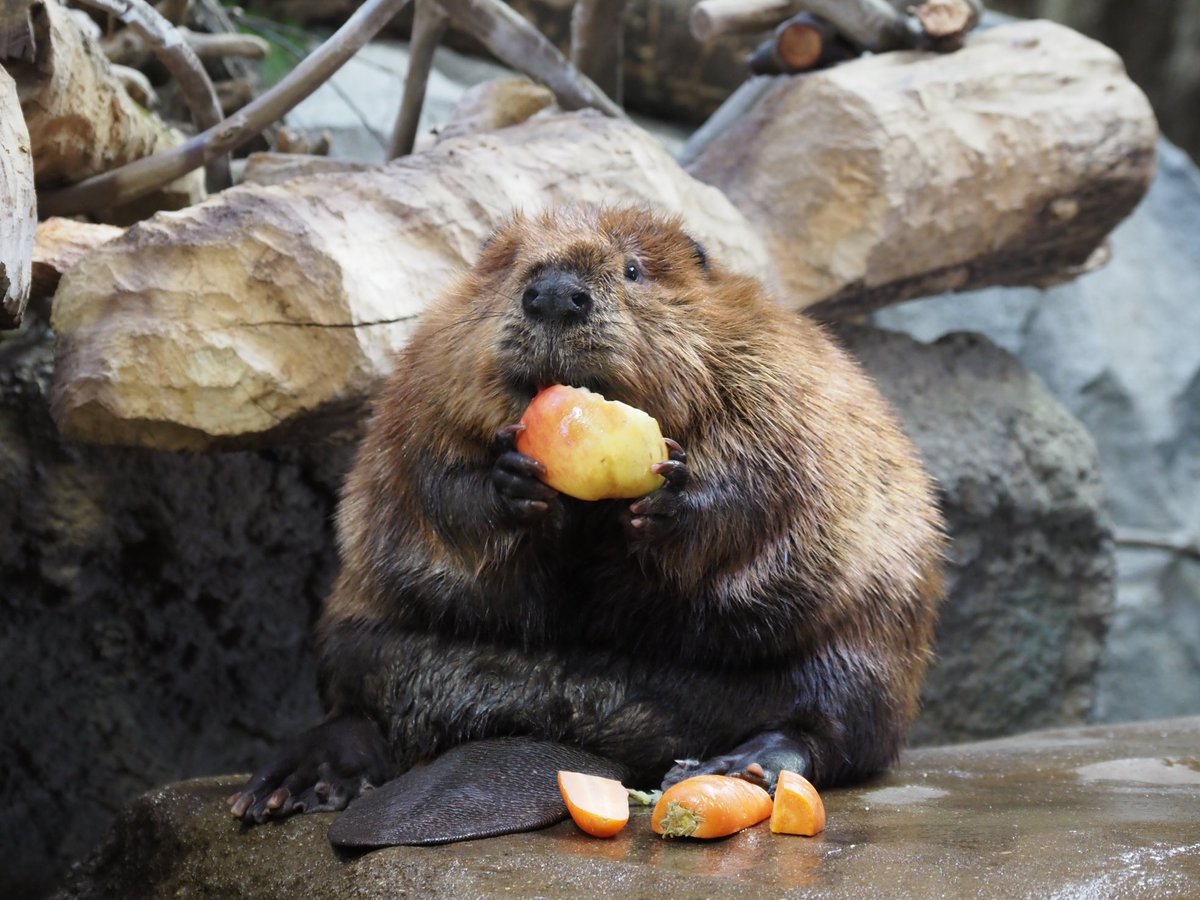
top-left (770, 769), bottom-right (826, 836)
top-left (557, 770), bottom-right (630, 838)
top-left (651, 774), bottom-right (773, 839)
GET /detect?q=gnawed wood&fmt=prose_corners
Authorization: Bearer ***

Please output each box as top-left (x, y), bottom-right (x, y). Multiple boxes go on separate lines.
top-left (30, 218), bottom-right (124, 299)
top-left (12, 0), bottom-right (205, 224)
top-left (50, 112), bottom-right (770, 451)
top-left (686, 20), bottom-right (1158, 319)
top-left (432, 77), bottom-right (556, 145)
top-left (1, 67), bottom-right (36, 328)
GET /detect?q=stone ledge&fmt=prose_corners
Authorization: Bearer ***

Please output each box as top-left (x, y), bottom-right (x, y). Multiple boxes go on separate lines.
top-left (59, 718), bottom-right (1200, 898)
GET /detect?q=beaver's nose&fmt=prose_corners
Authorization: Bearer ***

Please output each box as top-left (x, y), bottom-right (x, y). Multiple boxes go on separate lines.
top-left (521, 269), bottom-right (593, 325)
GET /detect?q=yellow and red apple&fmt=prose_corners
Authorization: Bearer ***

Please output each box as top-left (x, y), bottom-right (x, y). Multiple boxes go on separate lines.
top-left (516, 385), bottom-right (668, 501)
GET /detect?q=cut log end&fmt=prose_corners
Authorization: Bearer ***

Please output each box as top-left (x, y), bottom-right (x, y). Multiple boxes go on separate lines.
top-left (914, 0), bottom-right (978, 40)
top-left (777, 21), bottom-right (824, 70)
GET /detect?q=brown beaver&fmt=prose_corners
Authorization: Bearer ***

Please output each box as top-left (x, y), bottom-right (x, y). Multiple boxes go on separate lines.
top-left (229, 206), bottom-right (945, 840)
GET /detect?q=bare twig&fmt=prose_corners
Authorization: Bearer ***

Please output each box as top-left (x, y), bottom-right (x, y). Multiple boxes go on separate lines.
top-left (436, 0), bottom-right (623, 117)
top-left (570, 0), bottom-right (629, 105)
top-left (72, 0), bottom-right (229, 191)
top-left (388, 0), bottom-right (448, 159)
top-left (1115, 528), bottom-right (1200, 565)
top-left (39, 0), bottom-right (413, 218)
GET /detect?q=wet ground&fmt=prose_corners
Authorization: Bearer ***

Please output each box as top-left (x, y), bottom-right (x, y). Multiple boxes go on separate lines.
top-left (60, 717), bottom-right (1200, 898)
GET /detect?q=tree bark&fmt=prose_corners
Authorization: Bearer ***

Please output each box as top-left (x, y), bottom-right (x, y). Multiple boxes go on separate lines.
top-left (570, 0), bottom-right (628, 104)
top-left (1, 67), bottom-right (36, 329)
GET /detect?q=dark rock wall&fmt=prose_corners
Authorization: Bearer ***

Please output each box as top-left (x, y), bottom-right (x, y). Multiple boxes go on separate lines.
top-left (837, 328), bottom-right (1114, 745)
top-left (0, 321), bottom-right (352, 897)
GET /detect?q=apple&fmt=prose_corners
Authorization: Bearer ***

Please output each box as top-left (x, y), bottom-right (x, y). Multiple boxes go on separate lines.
top-left (516, 385), bottom-right (668, 501)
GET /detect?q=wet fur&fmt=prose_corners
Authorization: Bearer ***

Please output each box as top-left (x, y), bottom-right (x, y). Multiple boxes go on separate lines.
top-left (317, 206), bottom-right (945, 788)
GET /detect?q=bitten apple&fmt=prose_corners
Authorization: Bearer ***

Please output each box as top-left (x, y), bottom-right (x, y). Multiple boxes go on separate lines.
top-left (516, 385), bottom-right (668, 501)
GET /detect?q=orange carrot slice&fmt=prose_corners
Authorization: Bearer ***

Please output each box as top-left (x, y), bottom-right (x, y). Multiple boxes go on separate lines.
top-left (651, 774), bottom-right (773, 839)
top-left (557, 770), bottom-right (630, 838)
top-left (770, 769), bottom-right (826, 836)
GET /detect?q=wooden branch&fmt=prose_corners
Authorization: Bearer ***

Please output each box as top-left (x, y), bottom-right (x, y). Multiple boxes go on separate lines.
top-left (72, 0), bottom-right (230, 192)
top-left (692, 0), bottom-right (915, 52)
top-left (158, 0), bottom-right (191, 26)
top-left (1115, 528), bottom-right (1200, 565)
top-left (185, 29), bottom-right (270, 60)
top-left (1, 67), bottom-right (36, 329)
top-left (691, 0), bottom-right (800, 42)
top-left (570, 0), bottom-right (629, 104)
top-left (388, 0), bottom-right (449, 159)
top-left (748, 12), bottom-right (856, 75)
top-left (38, 0), bottom-right (413, 219)
top-left (436, 0), bottom-right (623, 117)
top-left (111, 62), bottom-right (159, 107)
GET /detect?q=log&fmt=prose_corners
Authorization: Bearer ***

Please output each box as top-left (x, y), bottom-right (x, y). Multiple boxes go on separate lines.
top-left (686, 20), bottom-right (1158, 319)
top-left (30, 218), bottom-right (124, 299)
top-left (10, 0), bottom-right (205, 224)
top-left (570, 0), bottom-right (629, 103)
top-left (432, 77), bottom-right (556, 145)
top-left (1, 67), bottom-right (36, 329)
top-left (692, 0), bottom-right (915, 51)
top-left (50, 112), bottom-right (770, 451)
top-left (747, 12), bottom-right (856, 75)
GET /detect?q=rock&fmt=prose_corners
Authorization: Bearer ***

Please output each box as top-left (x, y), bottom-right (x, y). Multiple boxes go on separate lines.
top-left (0, 324), bottom-right (348, 898)
top-left (685, 20), bottom-right (1158, 318)
top-left (837, 326), bottom-right (1114, 744)
top-left (49, 111), bottom-right (771, 452)
top-left (57, 718), bottom-right (1200, 898)
top-left (874, 137), bottom-right (1200, 727)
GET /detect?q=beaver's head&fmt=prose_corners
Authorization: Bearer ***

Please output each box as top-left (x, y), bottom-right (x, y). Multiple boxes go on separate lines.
top-left (457, 206), bottom-right (741, 430)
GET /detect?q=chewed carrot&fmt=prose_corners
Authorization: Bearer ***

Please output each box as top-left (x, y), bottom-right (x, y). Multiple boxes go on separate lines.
top-left (651, 774), bottom-right (773, 839)
top-left (770, 769), bottom-right (826, 836)
top-left (557, 770), bottom-right (630, 838)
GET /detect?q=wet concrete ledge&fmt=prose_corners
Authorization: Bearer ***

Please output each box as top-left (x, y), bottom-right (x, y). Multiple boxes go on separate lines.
top-left (59, 717), bottom-right (1200, 898)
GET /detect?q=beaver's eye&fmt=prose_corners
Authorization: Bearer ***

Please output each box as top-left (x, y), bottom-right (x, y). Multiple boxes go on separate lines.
top-left (624, 261), bottom-right (641, 282)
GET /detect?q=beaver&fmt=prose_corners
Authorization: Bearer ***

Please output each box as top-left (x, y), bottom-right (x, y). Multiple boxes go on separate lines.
top-left (229, 206), bottom-right (946, 842)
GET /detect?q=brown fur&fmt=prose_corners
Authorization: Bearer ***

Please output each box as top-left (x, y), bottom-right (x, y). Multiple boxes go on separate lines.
top-left (315, 206), bottom-right (945, 788)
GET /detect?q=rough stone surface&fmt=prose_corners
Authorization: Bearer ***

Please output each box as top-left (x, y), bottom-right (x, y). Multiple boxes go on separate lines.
top-left (49, 111), bottom-right (768, 452)
top-left (835, 326), bottom-right (1114, 745)
top-left (0, 321), bottom-right (348, 899)
top-left (685, 20), bottom-right (1157, 318)
top-left (875, 137), bottom-right (1200, 726)
top-left (57, 718), bottom-right (1200, 899)
top-left (2, 320), bottom-right (1115, 896)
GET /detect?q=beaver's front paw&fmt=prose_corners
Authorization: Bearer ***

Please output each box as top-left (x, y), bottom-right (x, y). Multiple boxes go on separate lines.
top-left (623, 438), bottom-right (689, 542)
top-left (661, 730), bottom-right (811, 796)
top-left (228, 714), bottom-right (389, 823)
top-left (493, 424), bottom-right (560, 525)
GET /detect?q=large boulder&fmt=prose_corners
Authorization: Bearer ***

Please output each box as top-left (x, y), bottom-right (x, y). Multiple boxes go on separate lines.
top-left (876, 137), bottom-right (1200, 726)
top-left (836, 326), bottom-right (1114, 744)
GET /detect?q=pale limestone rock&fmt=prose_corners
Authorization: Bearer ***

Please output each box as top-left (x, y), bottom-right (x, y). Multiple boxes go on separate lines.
top-left (50, 111), bottom-right (771, 450)
top-left (686, 19), bottom-right (1159, 318)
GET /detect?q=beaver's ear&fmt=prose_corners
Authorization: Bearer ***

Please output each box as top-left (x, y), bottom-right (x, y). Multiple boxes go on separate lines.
top-left (687, 235), bottom-right (709, 273)
top-left (475, 215), bottom-right (524, 277)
